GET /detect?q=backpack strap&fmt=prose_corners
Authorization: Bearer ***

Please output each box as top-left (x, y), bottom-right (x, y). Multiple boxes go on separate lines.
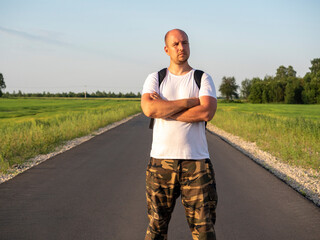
top-left (193, 70), bottom-right (207, 128)
top-left (158, 68), bottom-right (167, 86)
top-left (194, 70), bottom-right (204, 89)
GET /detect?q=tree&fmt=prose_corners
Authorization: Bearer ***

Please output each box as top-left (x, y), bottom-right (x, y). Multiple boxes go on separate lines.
top-left (276, 65), bottom-right (296, 79)
top-left (267, 80), bottom-right (286, 102)
top-left (248, 79), bottom-right (265, 103)
top-left (285, 78), bottom-right (303, 104)
top-left (302, 59), bottom-right (320, 103)
top-left (309, 58), bottom-right (320, 75)
top-left (287, 66), bottom-right (297, 77)
top-left (219, 76), bottom-right (239, 101)
top-left (271, 65), bottom-right (298, 103)
top-left (0, 73), bottom-right (6, 97)
top-left (240, 78), bottom-right (252, 100)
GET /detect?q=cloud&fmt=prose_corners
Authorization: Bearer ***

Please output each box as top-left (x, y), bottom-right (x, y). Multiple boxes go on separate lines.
top-left (0, 26), bottom-right (71, 47)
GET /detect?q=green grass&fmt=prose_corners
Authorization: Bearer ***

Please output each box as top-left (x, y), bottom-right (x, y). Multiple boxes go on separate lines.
top-left (0, 98), bottom-right (141, 173)
top-left (2, 98), bottom-right (319, 173)
top-left (215, 102), bottom-right (320, 120)
top-left (210, 102), bottom-right (320, 171)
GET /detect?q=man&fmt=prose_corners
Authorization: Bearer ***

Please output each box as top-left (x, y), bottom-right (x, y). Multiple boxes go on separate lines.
top-left (141, 29), bottom-right (218, 240)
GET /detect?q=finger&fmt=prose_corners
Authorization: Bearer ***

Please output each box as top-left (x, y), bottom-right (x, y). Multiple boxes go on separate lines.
top-left (150, 94), bottom-right (158, 99)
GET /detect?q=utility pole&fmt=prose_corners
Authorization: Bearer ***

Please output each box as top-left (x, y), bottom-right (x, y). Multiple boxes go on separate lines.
top-left (84, 85), bottom-right (87, 99)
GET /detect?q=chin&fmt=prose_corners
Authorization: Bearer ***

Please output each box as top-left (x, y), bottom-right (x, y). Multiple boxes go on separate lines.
top-left (177, 59), bottom-right (188, 65)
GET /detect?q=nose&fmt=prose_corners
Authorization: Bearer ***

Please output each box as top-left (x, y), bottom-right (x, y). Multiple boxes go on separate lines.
top-left (178, 42), bottom-right (184, 51)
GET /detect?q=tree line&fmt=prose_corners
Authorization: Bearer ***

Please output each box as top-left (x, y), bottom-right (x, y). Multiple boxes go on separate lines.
top-left (0, 90), bottom-right (141, 98)
top-left (1, 58), bottom-right (319, 103)
top-left (0, 72), bottom-right (141, 98)
top-left (219, 58), bottom-right (320, 104)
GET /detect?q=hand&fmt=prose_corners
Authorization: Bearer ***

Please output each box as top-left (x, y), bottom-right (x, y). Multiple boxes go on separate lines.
top-left (150, 92), bottom-right (162, 100)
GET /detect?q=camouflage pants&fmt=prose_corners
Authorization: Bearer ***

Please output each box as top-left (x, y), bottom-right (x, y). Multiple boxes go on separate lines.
top-left (145, 158), bottom-right (218, 240)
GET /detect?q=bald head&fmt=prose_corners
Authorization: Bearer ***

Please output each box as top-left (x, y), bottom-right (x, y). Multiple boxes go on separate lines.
top-left (164, 29), bottom-right (190, 65)
top-left (164, 29), bottom-right (189, 46)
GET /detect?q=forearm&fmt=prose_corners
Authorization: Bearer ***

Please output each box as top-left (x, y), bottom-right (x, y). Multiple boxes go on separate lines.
top-left (144, 99), bottom-right (192, 118)
top-left (169, 106), bottom-right (210, 122)
top-left (169, 96), bottom-right (217, 123)
top-left (141, 93), bottom-right (200, 119)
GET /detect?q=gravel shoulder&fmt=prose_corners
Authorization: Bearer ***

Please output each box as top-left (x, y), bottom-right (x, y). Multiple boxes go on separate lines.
top-left (0, 113), bottom-right (141, 185)
top-left (206, 123), bottom-right (320, 207)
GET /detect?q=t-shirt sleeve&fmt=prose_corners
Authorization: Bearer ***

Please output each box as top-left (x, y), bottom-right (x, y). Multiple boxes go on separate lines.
top-left (142, 72), bottom-right (159, 95)
top-left (199, 72), bottom-right (217, 99)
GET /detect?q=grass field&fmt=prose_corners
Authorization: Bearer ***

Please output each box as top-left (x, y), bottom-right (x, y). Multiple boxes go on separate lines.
top-left (210, 102), bottom-right (320, 171)
top-left (1, 98), bottom-right (319, 174)
top-left (0, 98), bottom-right (141, 173)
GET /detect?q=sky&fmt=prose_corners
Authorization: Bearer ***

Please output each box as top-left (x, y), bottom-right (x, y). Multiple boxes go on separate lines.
top-left (0, 0), bottom-right (320, 95)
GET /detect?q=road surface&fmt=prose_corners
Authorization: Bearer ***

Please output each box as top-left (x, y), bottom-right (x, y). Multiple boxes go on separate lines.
top-left (0, 114), bottom-right (320, 240)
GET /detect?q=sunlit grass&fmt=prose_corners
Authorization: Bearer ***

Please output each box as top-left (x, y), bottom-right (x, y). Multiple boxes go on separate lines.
top-left (0, 98), bottom-right (141, 173)
top-left (210, 103), bottom-right (320, 170)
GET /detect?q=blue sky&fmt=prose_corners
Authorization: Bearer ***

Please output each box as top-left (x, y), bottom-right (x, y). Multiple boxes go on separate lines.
top-left (0, 0), bottom-right (319, 95)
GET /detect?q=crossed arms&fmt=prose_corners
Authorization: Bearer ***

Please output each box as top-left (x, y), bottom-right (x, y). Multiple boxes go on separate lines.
top-left (141, 92), bottom-right (217, 123)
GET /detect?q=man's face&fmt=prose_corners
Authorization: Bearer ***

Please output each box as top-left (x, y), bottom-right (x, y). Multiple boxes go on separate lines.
top-left (164, 30), bottom-right (190, 65)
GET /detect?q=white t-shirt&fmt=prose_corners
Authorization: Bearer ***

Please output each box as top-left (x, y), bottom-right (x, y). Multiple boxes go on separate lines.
top-left (142, 69), bottom-right (216, 160)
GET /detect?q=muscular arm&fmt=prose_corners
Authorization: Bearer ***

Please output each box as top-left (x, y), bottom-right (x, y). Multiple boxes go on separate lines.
top-left (169, 96), bottom-right (217, 122)
top-left (141, 92), bottom-right (200, 118)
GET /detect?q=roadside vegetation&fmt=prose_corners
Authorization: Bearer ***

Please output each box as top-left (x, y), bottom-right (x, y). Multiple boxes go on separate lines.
top-left (210, 102), bottom-right (320, 171)
top-left (1, 91), bottom-right (141, 98)
top-left (0, 98), bottom-right (141, 174)
top-left (219, 58), bottom-right (320, 104)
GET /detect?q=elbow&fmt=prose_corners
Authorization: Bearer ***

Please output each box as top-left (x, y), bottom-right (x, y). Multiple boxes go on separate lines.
top-left (141, 100), bottom-right (153, 118)
top-left (142, 108), bottom-right (152, 118)
top-left (204, 97), bottom-right (217, 122)
top-left (203, 115), bottom-right (211, 122)
top-left (142, 106), bottom-right (156, 118)
top-left (141, 98), bottom-right (159, 118)
top-left (205, 115), bottom-right (213, 122)
top-left (203, 110), bottom-right (215, 122)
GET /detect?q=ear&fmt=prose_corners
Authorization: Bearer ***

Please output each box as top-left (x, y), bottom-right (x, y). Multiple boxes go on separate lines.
top-left (164, 46), bottom-right (169, 56)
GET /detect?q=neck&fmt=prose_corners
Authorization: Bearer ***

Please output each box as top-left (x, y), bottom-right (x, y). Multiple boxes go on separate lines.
top-left (168, 62), bottom-right (192, 76)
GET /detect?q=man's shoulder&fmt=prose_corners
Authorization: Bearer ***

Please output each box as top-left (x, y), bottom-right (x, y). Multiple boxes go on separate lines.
top-left (145, 71), bottom-right (159, 81)
top-left (146, 71), bottom-right (160, 80)
top-left (203, 72), bottom-right (213, 80)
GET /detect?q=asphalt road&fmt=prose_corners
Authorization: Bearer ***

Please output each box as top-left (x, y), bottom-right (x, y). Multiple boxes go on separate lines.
top-left (0, 114), bottom-right (320, 240)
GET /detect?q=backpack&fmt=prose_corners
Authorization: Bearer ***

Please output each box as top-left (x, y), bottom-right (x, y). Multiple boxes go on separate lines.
top-left (149, 68), bottom-right (205, 129)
